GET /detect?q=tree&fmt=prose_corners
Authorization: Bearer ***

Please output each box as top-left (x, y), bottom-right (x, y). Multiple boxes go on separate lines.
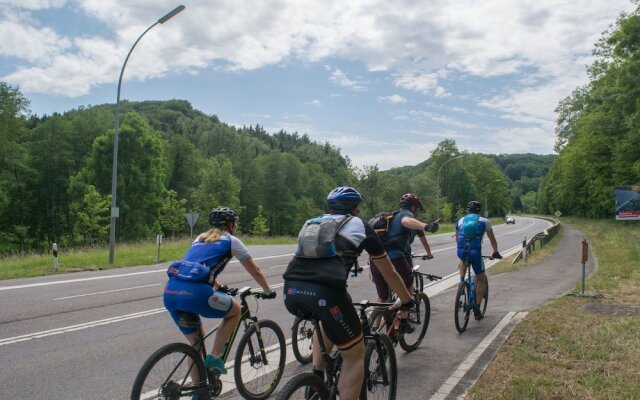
top-left (251, 205), bottom-right (270, 235)
top-left (160, 190), bottom-right (188, 238)
top-left (71, 185), bottom-right (111, 244)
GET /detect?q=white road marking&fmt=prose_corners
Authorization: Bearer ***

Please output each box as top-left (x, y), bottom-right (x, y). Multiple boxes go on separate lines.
top-left (53, 284), bottom-right (161, 300)
top-left (0, 308), bottom-right (166, 347)
top-left (0, 253), bottom-right (295, 292)
top-left (429, 311), bottom-right (528, 400)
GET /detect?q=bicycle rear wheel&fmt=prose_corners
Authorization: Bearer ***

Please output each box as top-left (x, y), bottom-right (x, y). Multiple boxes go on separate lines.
top-left (479, 280), bottom-right (489, 317)
top-left (234, 319), bottom-right (286, 400)
top-left (275, 373), bottom-right (329, 400)
top-left (454, 282), bottom-right (471, 333)
top-left (131, 342), bottom-right (206, 400)
top-left (361, 334), bottom-right (397, 400)
top-left (399, 292), bottom-right (430, 352)
top-left (291, 317), bottom-right (313, 364)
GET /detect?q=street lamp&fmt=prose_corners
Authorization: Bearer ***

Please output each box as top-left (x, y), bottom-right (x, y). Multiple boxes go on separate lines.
top-left (484, 179), bottom-right (502, 218)
top-left (108, 5), bottom-right (185, 264)
top-left (436, 155), bottom-right (464, 219)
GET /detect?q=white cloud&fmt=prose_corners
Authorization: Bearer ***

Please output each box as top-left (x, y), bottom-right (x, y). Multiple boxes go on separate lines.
top-left (329, 68), bottom-right (367, 91)
top-left (306, 99), bottom-right (322, 107)
top-left (377, 94), bottom-right (406, 104)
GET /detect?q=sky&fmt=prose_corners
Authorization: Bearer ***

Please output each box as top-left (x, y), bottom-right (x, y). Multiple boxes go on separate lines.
top-left (0, 1), bottom-right (636, 170)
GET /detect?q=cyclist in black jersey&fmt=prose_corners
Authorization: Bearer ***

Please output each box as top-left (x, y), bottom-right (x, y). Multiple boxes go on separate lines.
top-left (283, 186), bottom-right (414, 400)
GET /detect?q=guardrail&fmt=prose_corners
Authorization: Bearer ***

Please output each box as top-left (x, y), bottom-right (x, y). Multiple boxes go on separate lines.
top-left (512, 218), bottom-right (560, 264)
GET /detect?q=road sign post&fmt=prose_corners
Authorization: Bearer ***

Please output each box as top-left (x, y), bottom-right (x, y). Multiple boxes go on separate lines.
top-left (185, 212), bottom-right (199, 238)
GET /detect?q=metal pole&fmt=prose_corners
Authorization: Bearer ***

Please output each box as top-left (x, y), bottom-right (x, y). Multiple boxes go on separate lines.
top-left (108, 5), bottom-right (185, 264)
top-left (581, 239), bottom-right (588, 294)
top-left (484, 178), bottom-right (502, 218)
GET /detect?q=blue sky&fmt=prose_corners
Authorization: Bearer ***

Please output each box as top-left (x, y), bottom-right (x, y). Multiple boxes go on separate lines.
top-left (0, 0), bottom-right (635, 169)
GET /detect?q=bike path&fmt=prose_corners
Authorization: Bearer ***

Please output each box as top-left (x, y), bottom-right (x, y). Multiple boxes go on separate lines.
top-left (421, 222), bottom-right (595, 399)
top-left (218, 221), bottom-right (592, 399)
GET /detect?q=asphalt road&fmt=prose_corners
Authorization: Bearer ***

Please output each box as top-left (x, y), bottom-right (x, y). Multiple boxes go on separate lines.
top-left (0, 216), bottom-right (551, 399)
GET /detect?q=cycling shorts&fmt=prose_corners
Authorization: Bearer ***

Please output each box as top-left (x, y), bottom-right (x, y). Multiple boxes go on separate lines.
top-left (283, 280), bottom-right (363, 351)
top-left (457, 248), bottom-right (485, 276)
top-left (370, 256), bottom-right (414, 301)
top-left (163, 278), bottom-right (234, 335)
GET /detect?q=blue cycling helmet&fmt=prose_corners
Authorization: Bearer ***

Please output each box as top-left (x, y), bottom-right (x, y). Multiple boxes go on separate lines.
top-left (327, 186), bottom-right (363, 212)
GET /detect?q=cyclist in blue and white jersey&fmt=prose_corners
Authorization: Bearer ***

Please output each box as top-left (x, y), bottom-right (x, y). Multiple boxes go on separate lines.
top-left (455, 201), bottom-right (502, 320)
top-left (163, 207), bottom-right (275, 374)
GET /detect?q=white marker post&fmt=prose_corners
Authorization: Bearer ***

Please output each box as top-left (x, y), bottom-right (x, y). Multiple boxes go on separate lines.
top-left (156, 234), bottom-right (163, 263)
top-left (52, 243), bottom-right (59, 272)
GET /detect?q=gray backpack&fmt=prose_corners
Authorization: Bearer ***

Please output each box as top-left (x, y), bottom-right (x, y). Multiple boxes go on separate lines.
top-left (295, 215), bottom-right (352, 258)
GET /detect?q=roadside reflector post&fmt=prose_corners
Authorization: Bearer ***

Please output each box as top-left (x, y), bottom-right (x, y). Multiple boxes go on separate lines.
top-left (52, 243), bottom-right (59, 272)
top-left (156, 234), bottom-right (163, 263)
top-left (522, 236), bottom-right (527, 262)
top-left (581, 239), bottom-right (588, 294)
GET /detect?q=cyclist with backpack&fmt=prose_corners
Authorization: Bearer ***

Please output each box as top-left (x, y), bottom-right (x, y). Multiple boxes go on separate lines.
top-left (455, 200), bottom-right (502, 320)
top-left (163, 207), bottom-right (275, 376)
top-left (369, 193), bottom-right (439, 320)
top-left (283, 186), bottom-right (414, 400)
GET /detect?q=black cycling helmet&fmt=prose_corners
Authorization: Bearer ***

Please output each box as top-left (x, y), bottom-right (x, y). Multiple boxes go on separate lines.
top-left (399, 193), bottom-right (424, 211)
top-left (327, 186), bottom-right (363, 212)
top-left (208, 207), bottom-right (238, 228)
top-left (467, 201), bottom-right (481, 214)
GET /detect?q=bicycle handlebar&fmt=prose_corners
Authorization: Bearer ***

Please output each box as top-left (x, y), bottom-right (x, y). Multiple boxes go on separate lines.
top-left (411, 254), bottom-right (433, 260)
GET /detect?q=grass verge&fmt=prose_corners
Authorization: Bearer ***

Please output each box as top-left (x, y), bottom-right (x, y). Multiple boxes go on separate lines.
top-left (490, 225), bottom-right (563, 275)
top-left (468, 218), bottom-right (640, 399)
top-left (0, 235), bottom-right (296, 281)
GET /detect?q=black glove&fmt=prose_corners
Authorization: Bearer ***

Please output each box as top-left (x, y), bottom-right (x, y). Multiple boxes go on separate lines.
top-left (491, 251), bottom-right (503, 260)
top-left (262, 289), bottom-right (277, 299)
top-left (425, 221), bottom-right (439, 233)
top-left (425, 254), bottom-right (434, 260)
top-left (400, 298), bottom-right (416, 311)
top-left (217, 284), bottom-right (230, 293)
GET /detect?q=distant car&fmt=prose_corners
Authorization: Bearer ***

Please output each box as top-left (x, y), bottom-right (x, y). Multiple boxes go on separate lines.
top-left (506, 216), bottom-right (516, 224)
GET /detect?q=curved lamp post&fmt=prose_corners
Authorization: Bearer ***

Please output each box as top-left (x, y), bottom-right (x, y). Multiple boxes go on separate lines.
top-left (109, 5), bottom-right (185, 264)
top-left (436, 155), bottom-right (464, 219)
top-left (484, 179), bottom-right (502, 218)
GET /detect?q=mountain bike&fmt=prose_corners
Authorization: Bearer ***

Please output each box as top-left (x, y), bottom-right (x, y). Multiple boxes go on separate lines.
top-left (454, 255), bottom-right (493, 333)
top-left (276, 300), bottom-right (397, 400)
top-left (131, 286), bottom-right (286, 400)
top-left (369, 254), bottom-right (441, 352)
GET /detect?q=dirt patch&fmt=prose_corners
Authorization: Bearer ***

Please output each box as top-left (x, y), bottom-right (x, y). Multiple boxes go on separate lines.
top-left (581, 303), bottom-right (640, 316)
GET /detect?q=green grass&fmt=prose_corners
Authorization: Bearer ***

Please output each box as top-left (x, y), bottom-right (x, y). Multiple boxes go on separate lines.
top-left (0, 235), bottom-right (296, 281)
top-left (490, 225), bottom-right (564, 275)
top-left (468, 218), bottom-right (640, 399)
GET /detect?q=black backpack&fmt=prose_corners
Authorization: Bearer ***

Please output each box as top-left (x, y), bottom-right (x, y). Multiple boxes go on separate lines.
top-left (368, 211), bottom-right (402, 251)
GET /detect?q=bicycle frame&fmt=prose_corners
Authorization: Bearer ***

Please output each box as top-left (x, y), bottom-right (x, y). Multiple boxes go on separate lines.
top-left (194, 286), bottom-right (270, 367)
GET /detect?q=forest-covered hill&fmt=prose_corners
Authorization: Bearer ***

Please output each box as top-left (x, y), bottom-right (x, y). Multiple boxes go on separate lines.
top-left (1, 86), bottom-right (556, 254)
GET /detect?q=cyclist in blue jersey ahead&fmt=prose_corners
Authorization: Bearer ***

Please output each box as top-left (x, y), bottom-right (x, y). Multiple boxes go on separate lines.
top-left (455, 201), bottom-right (502, 320)
top-left (163, 207), bottom-right (275, 375)
top-left (283, 186), bottom-right (414, 400)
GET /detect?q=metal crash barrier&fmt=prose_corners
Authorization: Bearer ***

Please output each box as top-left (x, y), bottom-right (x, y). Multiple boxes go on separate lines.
top-left (512, 218), bottom-right (560, 264)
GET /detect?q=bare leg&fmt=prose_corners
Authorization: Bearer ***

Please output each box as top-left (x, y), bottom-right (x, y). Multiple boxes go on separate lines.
top-left (312, 323), bottom-right (333, 372)
top-left (211, 300), bottom-right (241, 358)
top-left (337, 342), bottom-right (365, 400)
top-left (184, 325), bottom-right (206, 383)
top-left (475, 273), bottom-right (487, 307)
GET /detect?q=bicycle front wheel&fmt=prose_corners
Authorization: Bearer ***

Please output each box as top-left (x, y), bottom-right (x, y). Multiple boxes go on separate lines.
top-left (291, 317), bottom-right (313, 364)
top-left (234, 319), bottom-right (286, 400)
top-left (361, 334), bottom-right (397, 400)
top-left (275, 372), bottom-right (329, 400)
top-left (131, 342), bottom-right (206, 400)
top-left (399, 292), bottom-right (430, 352)
top-left (454, 282), bottom-right (471, 333)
